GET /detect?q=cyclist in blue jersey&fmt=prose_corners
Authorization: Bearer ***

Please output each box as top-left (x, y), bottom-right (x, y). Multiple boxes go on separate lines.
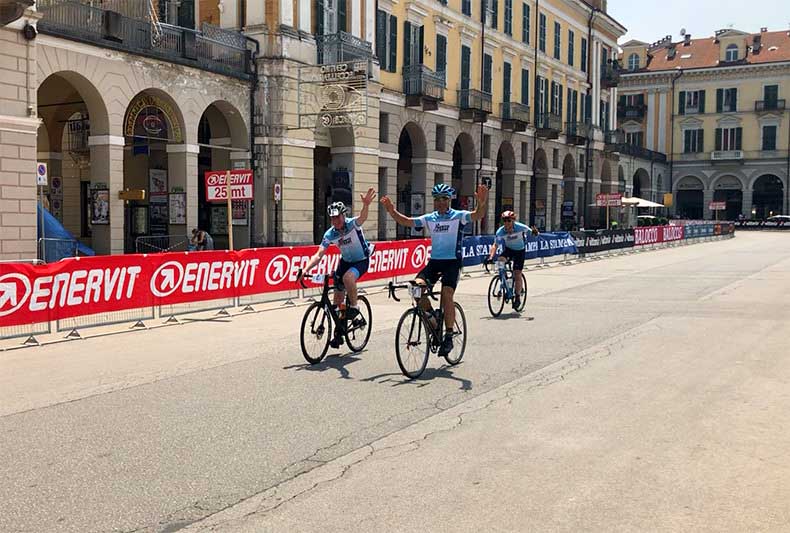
top-left (381, 183), bottom-right (488, 355)
top-left (299, 187), bottom-right (376, 348)
top-left (486, 210), bottom-right (539, 310)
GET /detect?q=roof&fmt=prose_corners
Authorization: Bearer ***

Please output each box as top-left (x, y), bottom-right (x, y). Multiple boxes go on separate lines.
top-left (637, 30), bottom-right (790, 72)
top-left (621, 39), bottom-right (648, 48)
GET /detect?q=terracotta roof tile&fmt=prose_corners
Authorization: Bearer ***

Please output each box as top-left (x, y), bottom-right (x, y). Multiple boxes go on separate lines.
top-left (641, 30), bottom-right (790, 72)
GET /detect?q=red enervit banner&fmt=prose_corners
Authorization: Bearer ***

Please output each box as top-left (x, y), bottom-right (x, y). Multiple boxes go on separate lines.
top-left (0, 239), bottom-right (431, 328)
top-left (634, 225), bottom-right (685, 246)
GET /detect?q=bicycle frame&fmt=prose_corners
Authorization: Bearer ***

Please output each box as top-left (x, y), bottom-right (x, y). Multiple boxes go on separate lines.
top-left (388, 281), bottom-right (444, 350)
top-left (487, 258), bottom-right (515, 301)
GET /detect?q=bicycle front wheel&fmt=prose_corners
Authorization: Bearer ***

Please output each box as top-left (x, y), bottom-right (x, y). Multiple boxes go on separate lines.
top-left (443, 303), bottom-right (467, 366)
top-left (517, 273), bottom-right (528, 312)
top-left (395, 308), bottom-right (430, 379)
top-left (487, 275), bottom-right (505, 317)
top-left (345, 296), bottom-right (372, 352)
top-left (300, 303), bottom-right (331, 364)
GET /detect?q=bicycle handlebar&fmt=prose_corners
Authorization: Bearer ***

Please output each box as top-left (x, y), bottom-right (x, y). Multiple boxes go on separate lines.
top-left (297, 269), bottom-right (333, 290)
top-left (387, 281), bottom-right (438, 302)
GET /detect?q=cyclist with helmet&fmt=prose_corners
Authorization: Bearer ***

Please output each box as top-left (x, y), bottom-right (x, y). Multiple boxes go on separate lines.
top-left (381, 182), bottom-right (488, 356)
top-left (486, 211), bottom-right (539, 310)
top-left (299, 187), bottom-right (377, 348)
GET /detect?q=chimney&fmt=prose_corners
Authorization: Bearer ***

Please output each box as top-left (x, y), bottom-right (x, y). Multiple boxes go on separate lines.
top-left (760, 27), bottom-right (767, 32)
top-left (683, 34), bottom-right (692, 46)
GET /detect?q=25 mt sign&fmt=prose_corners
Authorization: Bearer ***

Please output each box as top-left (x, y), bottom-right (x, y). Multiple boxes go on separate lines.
top-left (204, 170), bottom-right (254, 202)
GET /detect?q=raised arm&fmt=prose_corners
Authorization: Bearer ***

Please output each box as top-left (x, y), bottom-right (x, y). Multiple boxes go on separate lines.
top-left (470, 184), bottom-right (489, 222)
top-left (356, 188), bottom-right (377, 226)
top-left (380, 196), bottom-right (416, 228)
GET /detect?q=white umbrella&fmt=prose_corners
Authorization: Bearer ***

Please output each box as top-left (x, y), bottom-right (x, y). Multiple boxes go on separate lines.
top-left (622, 197), bottom-right (664, 208)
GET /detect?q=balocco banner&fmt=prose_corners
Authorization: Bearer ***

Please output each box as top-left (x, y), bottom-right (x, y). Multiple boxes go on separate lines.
top-left (0, 239), bottom-right (431, 328)
top-left (634, 225), bottom-right (685, 246)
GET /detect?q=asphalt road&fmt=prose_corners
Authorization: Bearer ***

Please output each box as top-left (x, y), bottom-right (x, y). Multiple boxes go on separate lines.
top-left (2, 232), bottom-right (788, 532)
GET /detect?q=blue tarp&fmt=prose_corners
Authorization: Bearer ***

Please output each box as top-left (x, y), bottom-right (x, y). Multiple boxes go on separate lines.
top-left (461, 232), bottom-right (578, 267)
top-left (37, 203), bottom-right (95, 262)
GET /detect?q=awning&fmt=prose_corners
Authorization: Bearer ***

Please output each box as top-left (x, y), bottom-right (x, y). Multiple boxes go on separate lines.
top-left (622, 197), bottom-right (665, 208)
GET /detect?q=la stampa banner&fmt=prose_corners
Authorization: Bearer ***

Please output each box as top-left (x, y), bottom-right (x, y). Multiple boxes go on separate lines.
top-left (0, 239), bottom-right (432, 328)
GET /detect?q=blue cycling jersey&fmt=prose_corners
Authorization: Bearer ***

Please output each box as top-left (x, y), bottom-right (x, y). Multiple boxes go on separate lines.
top-left (414, 209), bottom-right (472, 260)
top-left (320, 217), bottom-right (371, 262)
top-left (495, 222), bottom-right (530, 251)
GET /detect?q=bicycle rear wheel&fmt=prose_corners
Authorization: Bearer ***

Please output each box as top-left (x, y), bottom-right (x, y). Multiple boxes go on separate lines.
top-left (300, 303), bottom-right (331, 364)
top-left (516, 273), bottom-right (528, 312)
top-left (443, 303), bottom-right (467, 366)
top-left (345, 296), bottom-right (372, 352)
top-left (487, 275), bottom-right (505, 317)
top-left (395, 308), bottom-right (430, 379)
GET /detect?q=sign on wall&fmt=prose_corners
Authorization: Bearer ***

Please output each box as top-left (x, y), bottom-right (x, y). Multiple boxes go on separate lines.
top-left (298, 61), bottom-right (369, 129)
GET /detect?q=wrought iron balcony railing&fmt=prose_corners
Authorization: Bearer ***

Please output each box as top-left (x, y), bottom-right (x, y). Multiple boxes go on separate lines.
top-left (37, 0), bottom-right (251, 80)
top-left (755, 99), bottom-right (786, 112)
top-left (501, 101), bottom-right (530, 123)
top-left (316, 30), bottom-right (374, 66)
top-left (458, 89), bottom-right (493, 113)
top-left (403, 64), bottom-right (445, 101)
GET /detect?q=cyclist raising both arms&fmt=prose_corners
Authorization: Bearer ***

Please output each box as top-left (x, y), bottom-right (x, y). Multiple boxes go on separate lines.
top-left (486, 210), bottom-right (538, 310)
top-left (298, 187), bottom-right (377, 348)
top-left (381, 183), bottom-right (488, 356)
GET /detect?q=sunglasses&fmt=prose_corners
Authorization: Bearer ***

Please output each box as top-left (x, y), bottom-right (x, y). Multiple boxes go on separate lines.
top-left (433, 195), bottom-right (451, 200)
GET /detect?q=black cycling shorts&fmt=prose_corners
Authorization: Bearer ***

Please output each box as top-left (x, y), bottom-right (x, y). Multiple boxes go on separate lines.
top-left (334, 258), bottom-right (369, 290)
top-left (416, 259), bottom-right (462, 290)
top-left (502, 247), bottom-right (526, 271)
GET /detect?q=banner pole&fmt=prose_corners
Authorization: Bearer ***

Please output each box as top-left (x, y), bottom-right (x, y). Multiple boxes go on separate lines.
top-left (226, 170), bottom-right (234, 250)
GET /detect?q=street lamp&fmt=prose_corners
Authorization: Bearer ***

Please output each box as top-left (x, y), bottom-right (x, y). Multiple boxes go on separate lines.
top-left (0, 0), bottom-right (33, 26)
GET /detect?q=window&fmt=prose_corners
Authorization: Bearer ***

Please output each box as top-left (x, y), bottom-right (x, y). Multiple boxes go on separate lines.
top-left (539, 13), bottom-right (546, 52)
top-left (522, 3), bottom-right (529, 44)
top-left (483, 134), bottom-right (491, 159)
top-left (537, 76), bottom-right (547, 115)
top-left (402, 22), bottom-right (423, 68)
top-left (504, 0), bottom-right (512, 35)
top-left (725, 44), bottom-right (739, 62)
top-left (460, 45), bottom-right (471, 92)
top-left (628, 53), bottom-right (639, 71)
top-left (763, 125), bottom-right (777, 151)
top-left (580, 38), bottom-right (588, 72)
top-left (626, 131), bottom-right (643, 147)
top-left (568, 30), bottom-right (575, 66)
top-left (716, 88), bottom-right (737, 113)
top-left (715, 127), bottom-right (743, 151)
top-left (551, 81), bottom-right (561, 115)
top-left (436, 34), bottom-right (447, 78)
top-left (600, 100), bottom-right (610, 131)
top-left (483, 54), bottom-right (493, 94)
top-left (679, 90), bottom-right (705, 114)
top-left (462, 0), bottom-right (471, 16)
top-left (486, 0), bottom-right (499, 29)
top-left (503, 62), bottom-right (512, 104)
top-left (683, 129), bottom-right (704, 153)
top-left (553, 22), bottom-right (561, 60)
top-left (764, 84), bottom-right (779, 106)
top-left (552, 148), bottom-right (559, 168)
top-left (375, 10), bottom-right (398, 72)
top-left (436, 125), bottom-right (446, 152)
top-left (579, 154), bottom-right (585, 172)
top-left (521, 142), bottom-right (529, 164)
top-left (521, 68), bottom-right (529, 105)
top-left (567, 88), bottom-right (578, 124)
top-left (379, 113), bottom-right (389, 143)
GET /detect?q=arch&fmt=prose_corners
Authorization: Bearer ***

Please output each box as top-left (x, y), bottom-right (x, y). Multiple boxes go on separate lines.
top-left (451, 132), bottom-right (477, 211)
top-left (396, 122), bottom-right (428, 237)
top-left (676, 175), bottom-right (705, 219)
top-left (38, 72), bottom-right (110, 136)
top-left (562, 153), bottom-right (576, 178)
top-left (534, 148), bottom-right (548, 175)
top-left (124, 88), bottom-right (187, 144)
top-left (712, 174), bottom-right (743, 220)
top-left (711, 173), bottom-right (745, 191)
top-left (633, 168), bottom-right (650, 197)
top-left (600, 159), bottom-right (613, 192)
top-left (675, 175), bottom-right (705, 190)
top-left (531, 148), bottom-right (549, 228)
top-left (400, 121), bottom-right (428, 159)
top-left (199, 100), bottom-right (250, 150)
top-left (495, 141), bottom-right (517, 219)
top-left (752, 174), bottom-right (784, 219)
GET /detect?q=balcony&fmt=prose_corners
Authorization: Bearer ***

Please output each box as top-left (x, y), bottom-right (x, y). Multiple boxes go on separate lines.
top-left (458, 89), bottom-right (492, 123)
top-left (601, 61), bottom-right (620, 89)
top-left (711, 150), bottom-right (744, 161)
top-left (755, 99), bottom-right (786, 113)
top-left (565, 122), bottom-right (592, 145)
top-left (317, 30), bottom-right (374, 68)
top-left (617, 104), bottom-right (646, 121)
top-left (501, 102), bottom-right (530, 132)
top-left (403, 65), bottom-right (445, 111)
top-left (604, 129), bottom-right (625, 150)
top-left (535, 112), bottom-right (561, 139)
top-left (37, 0), bottom-right (252, 80)
top-left (609, 142), bottom-right (668, 163)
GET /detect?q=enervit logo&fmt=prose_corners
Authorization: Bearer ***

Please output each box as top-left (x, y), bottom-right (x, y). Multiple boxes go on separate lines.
top-left (205, 172), bottom-right (223, 186)
top-left (410, 244), bottom-right (428, 269)
top-left (0, 273), bottom-right (31, 318)
top-left (265, 254), bottom-right (291, 285)
top-left (151, 261), bottom-right (184, 298)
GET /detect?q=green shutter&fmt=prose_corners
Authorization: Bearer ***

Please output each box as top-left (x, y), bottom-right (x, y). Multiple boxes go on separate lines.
top-left (679, 91), bottom-right (686, 115)
top-left (418, 25), bottom-right (424, 64)
top-left (376, 10), bottom-right (387, 68)
top-left (698, 129), bottom-right (704, 152)
top-left (461, 46), bottom-right (471, 90)
top-left (735, 127), bottom-right (742, 150)
top-left (316, 0), bottom-right (324, 35)
top-left (730, 88), bottom-right (738, 112)
top-left (503, 62), bottom-right (511, 103)
top-left (716, 88), bottom-right (723, 112)
top-left (403, 21), bottom-right (411, 68)
top-left (389, 16), bottom-right (397, 73)
top-left (699, 90), bottom-right (706, 114)
top-left (521, 69), bottom-right (529, 105)
top-left (338, 0), bottom-right (347, 32)
top-left (715, 128), bottom-right (722, 150)
top-left (436, 34), bottom-right (447, 75)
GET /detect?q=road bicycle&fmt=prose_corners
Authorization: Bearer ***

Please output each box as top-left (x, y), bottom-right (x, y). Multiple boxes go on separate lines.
top-left (484, 257), bottom-right (527, 317)
top-left (298, 271), bottom-right (372, 364)
top-left (387, 281), bottom-right (467, 379)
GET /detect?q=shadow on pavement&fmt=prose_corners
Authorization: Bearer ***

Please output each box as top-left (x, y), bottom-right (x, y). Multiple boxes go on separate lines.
top-left (283, 352), bottom-right (363, 380)
top-left (362, 364), bottom-right (472, 391)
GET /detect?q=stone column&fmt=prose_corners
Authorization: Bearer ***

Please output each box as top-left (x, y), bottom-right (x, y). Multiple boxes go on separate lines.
top-left (166, 143), bottom-right (199, 236)
top-left (703, 189), bottom-right (714, 221)
top-left (741, 189), bottom-right (753, 218)
top-left (88, 135), bottom-right (125, 254)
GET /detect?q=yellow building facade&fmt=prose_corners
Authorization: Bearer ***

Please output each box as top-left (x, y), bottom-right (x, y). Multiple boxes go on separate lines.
top-left (619, 29), bottom-right (790, 220)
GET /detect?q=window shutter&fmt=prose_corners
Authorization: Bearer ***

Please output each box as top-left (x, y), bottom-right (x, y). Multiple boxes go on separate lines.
top-left (735, 127), bottom-right (743, 150)
top-left (521, 69), bottom-right (529, 104)
top-left (699, 90), bottom-right (706, 114)
top-left (403, 21), bottom-right (411, 68)
top-left (389, 16), bottom-right (397, 72)
top-left (376, 10), bottom-right (387, 67)
top-left (419, 25), bottom-right (424, 64)
top-left (461, 46), bottom-right (471, 90)
top-left (730, 88), bottom-right (738, 112)
top-left (316, 0), bottom-right (325, 35)
top-left (683, 131), bottom-right (691, 153)
top-left (484, 54), bottom-right (493, 94)
top-left (558, 83), bottom-right (563, 118)
top-left (503, 62), bottom-right (511, 103)
top-left (436, 34), bottom-right (447, 75)
top-left (679, 91), bottom-right (686, 115)
top-left (698, 129), bottom-right (704, 152)
top-left (715, 128), bottom-right (722, 151)
top-left (492, 0), bottom-right (499, 29)
top-left (619, 95), bottom-right (626, 107)
top-left (716, 88), bottom-right (723, 112)
top-left (338, 0), bottom-right (347, 32)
